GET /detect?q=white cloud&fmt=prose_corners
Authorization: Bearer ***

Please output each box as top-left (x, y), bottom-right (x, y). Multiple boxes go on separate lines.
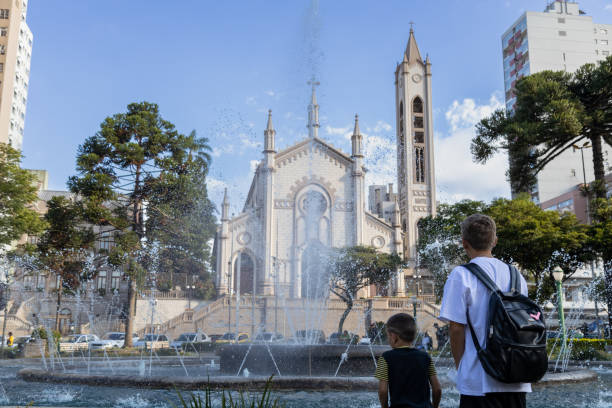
top-left (246, 96), bottom-right (257, 105)
top-left (266, 90), bottom-right (276, 97)
top-left (605, 4), bottom-right (612, 11)
top-left (249, 160), bottom-right (260, 174)
top-left (325, 125), bottom-right (350, 136)
top-left (435, 94), bottom-right (510, 203)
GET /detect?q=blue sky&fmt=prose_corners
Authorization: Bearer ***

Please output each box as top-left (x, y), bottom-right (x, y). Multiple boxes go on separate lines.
top-left (20, 0), bottom-right (612, 213)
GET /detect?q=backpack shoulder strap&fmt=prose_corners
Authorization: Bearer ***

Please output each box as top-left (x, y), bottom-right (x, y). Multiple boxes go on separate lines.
top-left (461, 263), bottom-right (500, 294)
top-left (509, 264), bottom-right (520, 294)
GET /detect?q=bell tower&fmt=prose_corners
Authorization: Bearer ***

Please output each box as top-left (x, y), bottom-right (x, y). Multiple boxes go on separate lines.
top-left (395, 28), bottom-right (436, 266)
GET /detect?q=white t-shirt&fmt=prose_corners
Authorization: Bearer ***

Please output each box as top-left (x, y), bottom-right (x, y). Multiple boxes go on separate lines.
top-left (439, 256), bottom-right (532, 396)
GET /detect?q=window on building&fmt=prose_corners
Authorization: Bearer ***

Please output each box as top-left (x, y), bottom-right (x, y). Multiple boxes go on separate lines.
top-left (414, 131), bottom-right (424, 144)
top-left (413, 116), bottom-right (424, 128)
top-left (99, 230), bottom-right (113, 251)
top-left (110, 270), bottom-right (121, 290)
top-left (26, 235), bottom-right (38, 245)
top-left (0, 63), bottom-right (3, 73)
top-left (558, 31), bottom-right (567, 36)
top-left (97, 271), bottom-right (107, 290)
top-left (414, 146), bottom-right (425, 183)
top-left (604, 51), bottom-right (610, 56)
top-left (558, 18), bottom-right (565, 23)
top-left (0, 45), bottom-right (5, 55)
top-left (602, 40), bottom-right (609, 45)
top-left (413, 97), bottom-right (423, 113)
top-left (601, 29), bottom-right (609, 35)
top-left (0, 27), bottom-right (6, 36)
top-left (595, 39), bottom-right (598, 44)
top-left (0, 9), bottom-right (9, 19)
top-left (23, 275), bottom-right (33, 290)
top-left (36, 274), bottom-right (46, 290)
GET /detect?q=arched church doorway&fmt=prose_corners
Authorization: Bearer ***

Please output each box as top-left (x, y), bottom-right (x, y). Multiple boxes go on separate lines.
top-left (300, 243), bottom-right (330, 299)
top-left (233, 252), bottom-right (255, 295)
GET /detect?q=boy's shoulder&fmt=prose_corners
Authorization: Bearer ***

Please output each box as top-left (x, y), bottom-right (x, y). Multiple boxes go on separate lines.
top-left (382, 347), bottom-right (431, 361)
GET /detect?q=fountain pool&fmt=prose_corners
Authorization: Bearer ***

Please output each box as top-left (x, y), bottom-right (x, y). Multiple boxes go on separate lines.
top-left (0, 361), bottom-right (610, 407)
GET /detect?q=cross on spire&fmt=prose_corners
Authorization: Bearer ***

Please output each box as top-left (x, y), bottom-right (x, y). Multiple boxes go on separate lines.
top-left (307, 78), bottom-right (320, 138)
top-left (409, 21), bottom-right (415, 31)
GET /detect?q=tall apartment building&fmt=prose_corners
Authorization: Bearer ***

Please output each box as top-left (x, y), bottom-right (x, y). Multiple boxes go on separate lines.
top-left (0, 0), bottom-right (32, 151)
top-left (502, 1), bottom-right (612, 203)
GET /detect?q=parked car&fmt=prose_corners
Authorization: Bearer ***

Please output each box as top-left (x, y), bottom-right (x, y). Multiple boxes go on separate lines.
top-left (59, 334), bottom-right (100, 352)
top-left (89, 332), bottom-right (139, 350)
top-left (295, 330), bottom-right (325, 344)
top-left (209, 334), bottom-right (224, 344)
top-left (134, 334), bottom-right (170, 350)
top-left (253, 332), bottom-right (284, 343)
top-left (170, 332), bottom-right (211, 349)
top-left (216, 332), bottom-right (249, 344)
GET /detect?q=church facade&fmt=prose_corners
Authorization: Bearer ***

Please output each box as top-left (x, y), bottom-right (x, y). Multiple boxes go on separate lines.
top-left (215, 30), bottom-right (436, 299)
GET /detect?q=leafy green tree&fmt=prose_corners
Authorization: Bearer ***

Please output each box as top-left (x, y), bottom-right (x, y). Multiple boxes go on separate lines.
top-left (144, 131), bottom-right (217, 297)
top-left (589, 198), bottom-right (612, 332)
top-left (68, 102), bottom-right (214, 347)
top-left (417, 197), bottom-right (590, 302)
top-left (472, 56), bottom-right (612, 198)
top-left (0, 143), bottom-right (46, 247)
top-left (36, 196), bottom-right (96, 331)
top-left (488, 195), bottom-right (591, 302)
top-left (417, 200), bottom-right (487, 300)
top-left (329, 246), bottom-right (402, 334)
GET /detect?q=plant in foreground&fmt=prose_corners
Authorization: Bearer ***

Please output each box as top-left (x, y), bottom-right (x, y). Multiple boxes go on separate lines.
top-left (172, 376), bottom-right (284, 408)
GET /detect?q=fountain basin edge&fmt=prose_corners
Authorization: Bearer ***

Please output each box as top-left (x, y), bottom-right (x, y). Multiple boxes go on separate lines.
top-left (17, 368), bottom-right (597, 391)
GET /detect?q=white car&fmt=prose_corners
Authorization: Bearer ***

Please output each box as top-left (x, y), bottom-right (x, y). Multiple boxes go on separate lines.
top-left (134, 334), bottom-right (169, 350)
top-left (59, 334), bottom-right (100, 352)
top-left (170, 332), bottom-right (211, 349)
top-left (89, 332), bottom-right (139, 350)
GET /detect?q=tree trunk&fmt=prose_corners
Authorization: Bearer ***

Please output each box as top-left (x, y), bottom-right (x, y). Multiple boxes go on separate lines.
top-left (54, 279), bottom-right (62, 333)
top-left (605, 260), bottom-right (612, 339)
top-left (337, 299), bottom-right (353, 335)
top-left (123, 278), bottom-right (137, 347)
top-left (590, 134), bottom-right (607, 199)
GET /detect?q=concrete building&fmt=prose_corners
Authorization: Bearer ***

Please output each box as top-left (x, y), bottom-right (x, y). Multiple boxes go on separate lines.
top-left (0, 0), bottom-right (32, 150)
top-left (214, 29), bottom-right (436, 300)
top-left (502, 0), bottom-right (612, 203)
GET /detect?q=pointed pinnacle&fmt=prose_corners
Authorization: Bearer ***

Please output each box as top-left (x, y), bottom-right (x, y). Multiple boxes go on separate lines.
top-left (266, 109), bottom-right (274, 132)
top-left (353, 114), bottom-right (361, 135)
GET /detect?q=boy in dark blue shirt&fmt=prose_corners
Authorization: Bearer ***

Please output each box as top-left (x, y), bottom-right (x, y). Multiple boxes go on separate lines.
top-left (375, 313), bottom-right (442, 408)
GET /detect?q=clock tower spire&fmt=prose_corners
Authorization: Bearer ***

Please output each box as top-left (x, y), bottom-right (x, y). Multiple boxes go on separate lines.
top-left (394, 28), bottom-right (436, 267)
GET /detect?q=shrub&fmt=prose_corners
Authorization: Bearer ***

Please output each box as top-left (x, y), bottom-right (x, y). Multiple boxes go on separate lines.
top-left (547, 338), bottom-right (612, 360)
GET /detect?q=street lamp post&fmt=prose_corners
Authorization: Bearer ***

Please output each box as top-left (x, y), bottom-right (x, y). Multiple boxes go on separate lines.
top-left (552, 267), bottom-right (567, 345)
top-left (410, 296), bottom-right (418, 321)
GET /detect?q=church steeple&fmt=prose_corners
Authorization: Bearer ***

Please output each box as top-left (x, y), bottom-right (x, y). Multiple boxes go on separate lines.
top-left (221, 188), bottom-right (230, 222)
top-left (351, 114), bottom-right (363, 158)
top-left (404, 28), bottom-right (423, 64)
top-left (307, 79), bottom-right (320, 138)
top-left (264, 109), bottom-right (276, 153)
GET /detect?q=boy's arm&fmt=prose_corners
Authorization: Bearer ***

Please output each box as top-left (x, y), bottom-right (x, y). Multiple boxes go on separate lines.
top-left (429, 374), bottom-right (442, 408)
top-left (378, 380), bottom-right (389, 408)
top-left (449, 321), bottom-right (466, 369)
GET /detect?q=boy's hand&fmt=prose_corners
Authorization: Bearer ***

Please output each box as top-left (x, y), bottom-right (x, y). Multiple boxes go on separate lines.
top-left (377, 379), bottom-right (389, 408)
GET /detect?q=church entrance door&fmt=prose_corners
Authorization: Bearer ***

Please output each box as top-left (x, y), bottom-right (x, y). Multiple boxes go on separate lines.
top-left (233, 252), bottom-right (255, 295)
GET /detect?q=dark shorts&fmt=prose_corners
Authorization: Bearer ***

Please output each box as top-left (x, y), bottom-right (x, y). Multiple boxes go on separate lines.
top-left (460, 392), bottom-right (526, 408)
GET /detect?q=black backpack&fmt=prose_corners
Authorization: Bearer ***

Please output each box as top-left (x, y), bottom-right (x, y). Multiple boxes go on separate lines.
top-left (463, 263), bottom-right (548, 384)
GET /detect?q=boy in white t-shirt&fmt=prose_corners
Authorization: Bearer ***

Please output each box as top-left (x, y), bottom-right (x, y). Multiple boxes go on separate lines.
top-left (439, 214), bottom-right (530, 408)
